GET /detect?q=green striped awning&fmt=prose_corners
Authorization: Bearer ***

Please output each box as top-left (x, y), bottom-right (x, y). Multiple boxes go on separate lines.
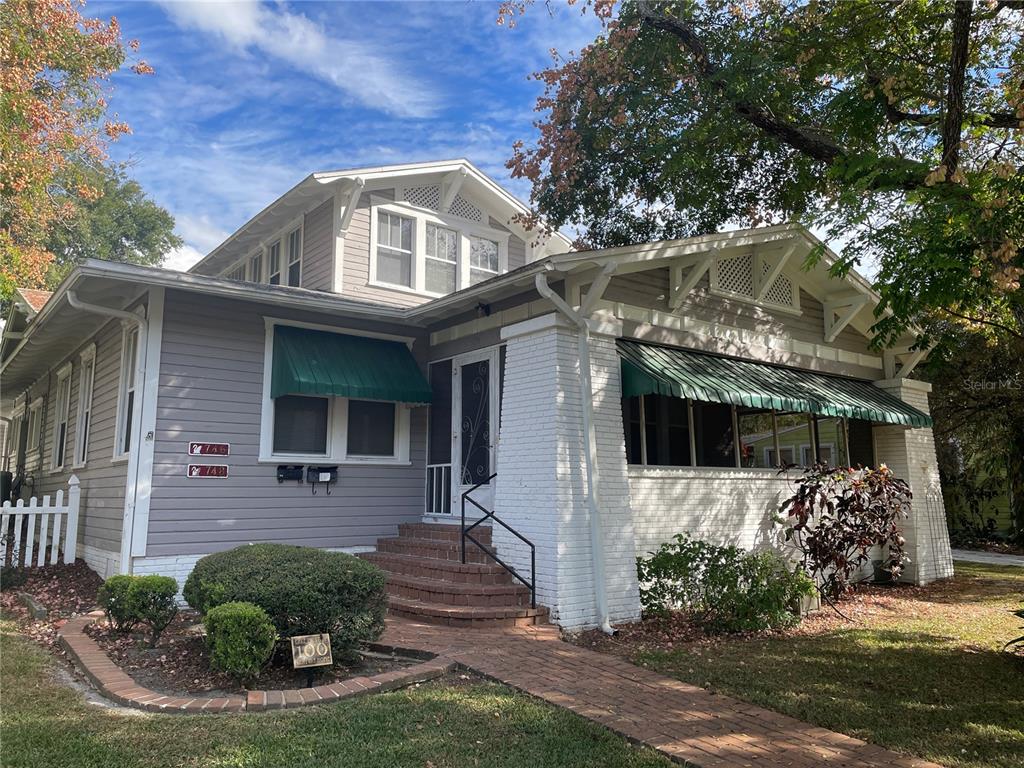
top-left (618, 339), bottom-right (931, 428)
top-left (271, 325), bottom-right (432, 404)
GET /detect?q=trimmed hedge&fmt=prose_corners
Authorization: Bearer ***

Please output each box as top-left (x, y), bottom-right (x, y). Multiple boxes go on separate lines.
top-left (97, 574), bottom-right (140, 632)
top-left (183, 543), bottom-right (386, 661)
top-left (130, 575), bottom-right (179, 647)
top-left (205, 601), bottom-right (276, 682)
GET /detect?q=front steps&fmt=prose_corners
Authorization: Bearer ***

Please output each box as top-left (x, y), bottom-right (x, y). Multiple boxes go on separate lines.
top-left (363, 523), bottom-right (547, 628)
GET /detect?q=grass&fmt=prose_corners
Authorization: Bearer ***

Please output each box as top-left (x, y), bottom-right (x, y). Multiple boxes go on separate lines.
top-left (0, 619), bottom-right (672, 768)
top-left (628, 561), bottom-right (1024, 768)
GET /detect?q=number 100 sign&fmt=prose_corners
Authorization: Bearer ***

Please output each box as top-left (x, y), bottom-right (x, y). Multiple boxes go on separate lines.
top-left (290, 633), bottom-right (332, 668)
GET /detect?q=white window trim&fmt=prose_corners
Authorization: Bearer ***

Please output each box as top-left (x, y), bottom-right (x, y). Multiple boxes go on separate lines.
top-left (25, 395), bottom-right (43, 466)
top-left (219, 215), bottom-right (304, 286)
top-left (258, 318), bottom-right (414, 465)
top-left (368, 196), bottom-right (509, 298)
top-left (72, 343), bottom-right (97, 468)
top-left (49, 362), bottom-right (73, 472)
top-left (286, 226), bottom-right (303, 287)
top-left (113, 320), bottom-right (141, 462)
top-left (764, 445), bottom-right (796, 467)
top-left (708, 252), bottom-right (802, 315)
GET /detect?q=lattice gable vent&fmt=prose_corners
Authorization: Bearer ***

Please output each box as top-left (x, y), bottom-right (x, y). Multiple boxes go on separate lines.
top-left (449, 194), bottom-right (483, 223)
top-left (404, 185), bottom-right (441, 210)
top-left (712, 251), bottom-right (796, 309)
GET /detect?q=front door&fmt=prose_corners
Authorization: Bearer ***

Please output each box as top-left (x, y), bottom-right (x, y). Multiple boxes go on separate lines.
top-left (453, 348), bottom-right (499, 516)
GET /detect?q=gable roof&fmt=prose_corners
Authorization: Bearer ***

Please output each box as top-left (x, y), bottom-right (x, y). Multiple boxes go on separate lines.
top-left (189, 158), bottom-right (575, 277)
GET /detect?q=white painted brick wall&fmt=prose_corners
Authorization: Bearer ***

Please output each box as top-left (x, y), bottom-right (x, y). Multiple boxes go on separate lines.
top-left (872, 379), bottom-right (953, 584)
top-left (80, 544), bottom-right (121, 580)
top-left (495, 314), bottom-right (641, 630)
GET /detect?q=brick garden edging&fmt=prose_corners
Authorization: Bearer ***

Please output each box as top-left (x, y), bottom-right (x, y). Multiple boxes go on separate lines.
top-left (57, 611), bottom-right (455, 714)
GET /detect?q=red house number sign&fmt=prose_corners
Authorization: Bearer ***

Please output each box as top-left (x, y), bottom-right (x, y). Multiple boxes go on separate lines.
top-left (188, 464), bottom-right (229, 479)
top-left (188, 442), bottom-right (230, 456)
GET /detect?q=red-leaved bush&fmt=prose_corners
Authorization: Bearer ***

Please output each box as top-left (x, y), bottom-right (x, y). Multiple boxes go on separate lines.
top-left (777, 464), bottom-right (911, 601)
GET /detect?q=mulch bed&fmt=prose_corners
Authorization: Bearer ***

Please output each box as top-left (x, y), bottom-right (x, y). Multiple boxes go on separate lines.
top-left (84, 611), bottom-right (422, 697)
top-left (956, 540), bottom-right (1024, 556)
top-left (0, 560), bottom-right (104, 649)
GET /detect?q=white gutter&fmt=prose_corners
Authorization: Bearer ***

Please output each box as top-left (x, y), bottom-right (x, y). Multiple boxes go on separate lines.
top-left (534, 263), bottom-right (618, 635)
top-left (66, 291), bottom-right (147, 575)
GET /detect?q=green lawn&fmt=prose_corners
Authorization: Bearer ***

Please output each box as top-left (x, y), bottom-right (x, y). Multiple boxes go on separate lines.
top-left (629, 561), bottom-right (1024, 768)
top-left (0, 619), bottom-right (671, 768)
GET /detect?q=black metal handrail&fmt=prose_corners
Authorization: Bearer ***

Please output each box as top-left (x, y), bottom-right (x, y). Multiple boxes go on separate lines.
top-left (461, 473), bottom-right (536, 609)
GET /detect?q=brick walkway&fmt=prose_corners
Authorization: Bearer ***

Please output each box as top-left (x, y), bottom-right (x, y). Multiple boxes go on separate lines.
top-left (382, 617), bottom-right (942, 768)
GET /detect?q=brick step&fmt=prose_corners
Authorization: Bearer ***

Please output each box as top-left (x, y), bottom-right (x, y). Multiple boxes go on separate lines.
top-left (398, 522), bottom-right (492, 546)
top-left (387, 596), bottom-right (548, 628)
top-left (360, 552), bottom-right (516, 586)
top-left (385, 572), bottom-right (533, 608)
top-left (375, 536), bottom-right (496, 565)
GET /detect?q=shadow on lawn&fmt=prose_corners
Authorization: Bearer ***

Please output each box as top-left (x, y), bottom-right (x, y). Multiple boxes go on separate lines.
top-left (642, 628), bottom-right (1024, 768)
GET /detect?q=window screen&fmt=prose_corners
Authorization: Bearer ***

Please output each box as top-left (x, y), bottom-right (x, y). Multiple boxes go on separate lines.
top-left (273, 395), bottom-right (328, 454)
top-left (692, 401), bottom-right (735, 467)
top-left (347, 400), bottom-right (396, 456)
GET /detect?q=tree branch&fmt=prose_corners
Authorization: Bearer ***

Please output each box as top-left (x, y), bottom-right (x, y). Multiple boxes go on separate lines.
top-left (942, 1), bottom-right (974, 177)
top-left (635, 0), bottom-right (846, 163)
top-left (940, 307), bottom-right (1024, 339)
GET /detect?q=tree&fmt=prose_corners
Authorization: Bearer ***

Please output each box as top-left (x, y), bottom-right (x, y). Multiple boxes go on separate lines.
top-left (45, 164), bottom-right (181, 282)
top-left (506, 0), bottom-right (1023, 348)
top-left (0, 0), bottom-right (162, 307)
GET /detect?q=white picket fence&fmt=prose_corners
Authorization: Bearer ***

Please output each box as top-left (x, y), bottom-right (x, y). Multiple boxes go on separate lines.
top-left (1, 475), bottom-right (80, 568)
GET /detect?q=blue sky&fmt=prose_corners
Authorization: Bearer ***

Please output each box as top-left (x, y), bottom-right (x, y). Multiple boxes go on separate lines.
top-left (91, 1), bottom-right (603, 270)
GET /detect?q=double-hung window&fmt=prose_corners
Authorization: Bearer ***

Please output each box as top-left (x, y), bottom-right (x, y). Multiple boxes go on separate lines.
top-left (376, 211), bottom-right (414, 288)
top-left (268, 241), bottom-right (282, 285)
top-left (287, 228), bottom-right (302, 286)
top-left (26, 398), bottom-right (43, 461)
top-left (249, 251), bottom-right (263, 283)
top-left (225, 263), bottom-right (246, 281)
top-left (74, 346), bottom-right (96, 466)
top-left (425, 223), bottom-right (458, 294)
top-left (51, 364), bottom-right (72, 471)
top-left (115, 325), bottom-right (139, 458)
top-left (469, 235), bottom-right (500, 285)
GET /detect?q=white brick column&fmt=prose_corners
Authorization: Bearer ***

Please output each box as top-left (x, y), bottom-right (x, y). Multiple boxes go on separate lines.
top-left (872, 378), bottom-right (954, 584)
top-left (494, 312), bottom-right (641, 630)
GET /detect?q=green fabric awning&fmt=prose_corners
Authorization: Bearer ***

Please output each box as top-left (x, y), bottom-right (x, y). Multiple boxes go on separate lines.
top-left (618, 339), bottom-right (932, 428)
top-left (271, 325), bottom-right (432, 404)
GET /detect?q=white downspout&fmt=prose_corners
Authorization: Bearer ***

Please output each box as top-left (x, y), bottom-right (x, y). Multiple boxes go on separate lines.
top-left (534, 264), bottom-right (618, 635)
top-left (66, 291), bottom-right (148, 574)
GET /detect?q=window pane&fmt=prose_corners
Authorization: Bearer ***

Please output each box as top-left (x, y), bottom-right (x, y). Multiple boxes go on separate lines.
top-left (736, 407), bottom-right (775, 468)
top-left (775, 412), bottom-right (813, 467)
top-left (347, 400), bottom-right (395, 456)
top-left (123, 391), bottom-right (134, 453)
top-left (426, 258), bottom-right (456, 293)
top-left (400, 217), bottom-right (412, 251)
top-left (378, 248), bottom-right (412, 286)
top-left (469, 268), bottom-right (495, 286)
top-left (622, 397), bottom-right (642, 464)
top-left (273, 395), bottom-right (328, 454)
top-left (643, 394), bottom-right (690, 466)
top-left (269, 242), bottom-right (280, 274)
top-left (470, 236), bottom-right (498, 271)
top-left (428, 361), bottom-right (453, 465)
top-left (288, 260), bottom-right (301, 286)
top-left (847, 418), bottom-right (875, 467)
top-left (288, 229), bottom-right (301, 261)
top-left (692, 401), bottom-right (735, 467)
top-left (815, 417), bottom-right (847, 466)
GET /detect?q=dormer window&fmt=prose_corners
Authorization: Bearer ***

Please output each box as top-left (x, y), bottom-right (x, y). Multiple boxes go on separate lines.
top-left (376, 211), bottom-right (414, 288)
top-left (369, 193), bottom-right (508, 297)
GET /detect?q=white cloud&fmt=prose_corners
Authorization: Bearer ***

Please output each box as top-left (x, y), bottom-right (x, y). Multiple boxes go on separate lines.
top-left (155, 0), bottom-right (441, 118)
top-left (162, 243), bottom-right (206, 272)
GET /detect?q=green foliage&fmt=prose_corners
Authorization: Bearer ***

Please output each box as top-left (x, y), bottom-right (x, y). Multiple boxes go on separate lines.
top-left (45, 163), bottom-right (181, 282)
top-left (97, 574), bottom-right (178, 645)
top-left (204, 601), bottom-right (276, 683)
top-left (97, 574), bottom-right (140, 633)
top-left (636, 535), bottom-right (814, 633)
top-left (778, 464), bottom-right (912, 600)
top-left (127, 575), bottom-right (178, 648)
top-left (184, 543), bottom-right (387, 662)
top-left (511, 1), bottom-right (1023, 348)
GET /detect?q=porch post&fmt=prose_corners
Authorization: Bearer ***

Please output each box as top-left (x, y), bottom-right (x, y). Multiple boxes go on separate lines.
top-left (871, 378), bottom-right (954, 584)
top-left (495, 311), bottom-right (641, 630)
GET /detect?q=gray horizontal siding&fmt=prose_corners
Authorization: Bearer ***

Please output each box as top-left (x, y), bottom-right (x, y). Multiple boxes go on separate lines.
top-left (301, 198), bottom-right (334, 291)
top-left (489, 216), bottom-right (527, 270)
top-left (29, 317), bottom-right (131, 555)
top-left (146, 289), bottom-right (430, 557)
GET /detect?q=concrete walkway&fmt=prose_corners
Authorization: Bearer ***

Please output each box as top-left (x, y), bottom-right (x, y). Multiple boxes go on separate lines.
top-left (382, 618), bottom-right (941, 768)
top-left (952, 549), bottom-right (1024, 567)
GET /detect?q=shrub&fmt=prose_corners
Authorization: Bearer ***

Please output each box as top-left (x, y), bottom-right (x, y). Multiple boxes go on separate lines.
top-left (97, 575), bottom-right (140, 632)
top-left (205, 601), bottom-right (277, 682)
top-left (777, 464), bottom-right (911, 601)
top-left (637, 535), bottom-right (814, 633)
top-left (184, 543), bottom-right (387, 662)
top-left (128, 575), bottom-right (179, 647)
top-left (0, 565), bottom-right (28, 591)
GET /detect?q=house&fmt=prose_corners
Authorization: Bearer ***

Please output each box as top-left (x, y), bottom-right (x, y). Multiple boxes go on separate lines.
top-left (0, 158), bottom-right (954, 630)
